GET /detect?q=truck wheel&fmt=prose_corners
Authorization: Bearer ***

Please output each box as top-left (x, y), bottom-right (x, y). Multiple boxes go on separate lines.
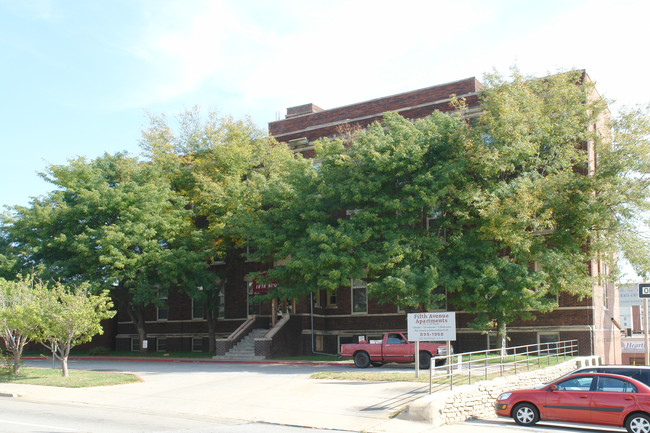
top-left (354, 351), bottom-right (371, 368)
top-left (419, 351), bottom-right (432, 369)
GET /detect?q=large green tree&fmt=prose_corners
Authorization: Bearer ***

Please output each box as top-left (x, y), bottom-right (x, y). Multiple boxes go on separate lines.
top-left (140, 109), bottom-right (311, 350)
top-left (2, 153), bottom-right (207, 351)
top-left (246, 69), bottom-right (650, 348)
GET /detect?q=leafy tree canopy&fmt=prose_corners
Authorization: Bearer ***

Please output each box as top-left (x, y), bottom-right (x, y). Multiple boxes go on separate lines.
top-left (247, 69), bottom-right (650, 341)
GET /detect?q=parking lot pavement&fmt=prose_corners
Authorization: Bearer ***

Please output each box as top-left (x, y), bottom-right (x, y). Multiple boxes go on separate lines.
top-left (4, 359), bottom-right (437, 433)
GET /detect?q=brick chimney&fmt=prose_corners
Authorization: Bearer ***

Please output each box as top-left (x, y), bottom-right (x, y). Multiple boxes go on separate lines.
top-left (286, 103), bottom-right (323, 119)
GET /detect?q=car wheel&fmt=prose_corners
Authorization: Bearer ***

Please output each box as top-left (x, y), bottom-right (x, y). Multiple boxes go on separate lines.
top-left (626, 413), bottom-right (650, 433)
top-left (513, 403), bottom-right (539, 426)
top-left (419, 351), bottom-right (431, 369)
top-left (353, 351), bottom-right (370, 368)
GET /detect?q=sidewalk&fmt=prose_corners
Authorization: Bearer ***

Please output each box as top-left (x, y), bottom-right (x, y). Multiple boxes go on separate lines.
top-left (5, 357), bottom-right (456, 433)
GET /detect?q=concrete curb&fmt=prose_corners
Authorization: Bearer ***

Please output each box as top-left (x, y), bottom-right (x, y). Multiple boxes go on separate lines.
top-left (23, 356), bottom-right (353, 367)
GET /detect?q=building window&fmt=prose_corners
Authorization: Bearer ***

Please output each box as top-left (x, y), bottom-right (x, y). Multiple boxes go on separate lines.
top-left (487, 333), bottom-right (497, 350)
top-left (156, 337), bottom-right (167, 352)
top-left (313, 290), bottom-right (322, 308)
top-left (131, 338), bottom-right (140, 352)
top-left (157, 293), bottom-right (169, 321)
top-left (538, 332), bottom-right (560, 347)
top-left (192, 299), bottom-right (204, 320)
top-left (192, 337), bottom-right (203, 352)
top-left (351, 279), bottom-right (367, 314)
top-left (327, 289), bottom-right (337, 307)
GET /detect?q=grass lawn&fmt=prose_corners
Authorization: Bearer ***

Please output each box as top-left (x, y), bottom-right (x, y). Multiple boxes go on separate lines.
top-left (0, 367), bottom-right (141, 388)
top-left (311, 356), bottom-right (575, 385)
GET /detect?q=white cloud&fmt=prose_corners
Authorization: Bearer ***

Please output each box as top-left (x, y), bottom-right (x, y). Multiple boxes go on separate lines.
top-left (111, 0), bottom-right (649, 119)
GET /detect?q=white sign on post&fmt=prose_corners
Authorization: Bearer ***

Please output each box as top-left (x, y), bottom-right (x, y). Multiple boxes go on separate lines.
top-left (407, 312), bottom-right (456, 341)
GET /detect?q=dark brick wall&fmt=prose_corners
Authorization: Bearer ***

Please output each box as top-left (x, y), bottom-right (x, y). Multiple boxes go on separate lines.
top-left (454, 331), bottom-right (591, 356)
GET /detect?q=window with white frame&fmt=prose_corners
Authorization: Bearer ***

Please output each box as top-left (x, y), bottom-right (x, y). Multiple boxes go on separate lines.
top-left (351, 279), bottom-right (367, 314)
top-left (157, 292), bottom-right (168, 321)
top-left (538, 332), bottom-right (560, 344)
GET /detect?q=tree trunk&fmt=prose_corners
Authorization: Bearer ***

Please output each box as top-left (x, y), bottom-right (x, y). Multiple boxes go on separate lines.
top-left (206, 278), bottom-right (226, 354)
top-left (11, 344), bottom-right (23, 375)
top-left (60, 352), bottom-right (69, 377)
top-left (125, 305), bottom-right (147, 353)
top-left (3, 330), bottom-right (27, 375)
top-left (496, 322), bottom-right (507, 358)
top-left (207, 310), bottom-right (217, 353)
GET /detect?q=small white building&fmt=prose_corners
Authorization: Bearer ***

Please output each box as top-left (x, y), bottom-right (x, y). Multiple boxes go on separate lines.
top-left (620, 283), bottom-right (646, 333)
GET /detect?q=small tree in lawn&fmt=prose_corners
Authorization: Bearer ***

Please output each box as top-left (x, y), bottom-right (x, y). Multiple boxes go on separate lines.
top-left (0, 276), bottom-right (41, 375)
top-left (35, 282), bottom-right (115, 377)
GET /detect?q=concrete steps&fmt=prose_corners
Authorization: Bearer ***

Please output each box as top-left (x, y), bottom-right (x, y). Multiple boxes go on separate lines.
top-left (218, 328), bottom-right (268, 360)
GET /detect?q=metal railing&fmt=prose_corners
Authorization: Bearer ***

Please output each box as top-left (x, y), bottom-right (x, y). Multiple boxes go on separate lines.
top-left (428, 339), bottom-right (578, 393)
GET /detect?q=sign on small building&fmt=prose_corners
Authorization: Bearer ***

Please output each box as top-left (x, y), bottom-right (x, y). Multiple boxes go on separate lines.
top-left (639, 283), bottom-right (650, 298)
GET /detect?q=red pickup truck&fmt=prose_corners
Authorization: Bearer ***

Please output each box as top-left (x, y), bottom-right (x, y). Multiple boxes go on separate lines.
top-left (340, 332), bottom-right (449, 368)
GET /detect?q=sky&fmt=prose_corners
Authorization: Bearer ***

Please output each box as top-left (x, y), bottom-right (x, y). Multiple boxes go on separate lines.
top-left (1, 0), bottom-right (649, 277)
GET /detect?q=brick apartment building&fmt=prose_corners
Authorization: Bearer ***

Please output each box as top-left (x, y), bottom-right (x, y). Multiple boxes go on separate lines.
top-left (114, 75), bottom-right (620, 363)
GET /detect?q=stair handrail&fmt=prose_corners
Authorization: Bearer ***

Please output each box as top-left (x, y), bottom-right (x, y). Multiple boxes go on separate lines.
top-left (228, 316), bottom-right (256, 341)
top-left (260, 314), bottom-right (290, 340)
top-left (214, 316), bottom-right (257, 357)
top-left (254, 314), bottom-right (291, 358)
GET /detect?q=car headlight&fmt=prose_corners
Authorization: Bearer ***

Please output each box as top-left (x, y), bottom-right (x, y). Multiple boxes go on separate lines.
top-left (497, 392), bottom-right (512, 400)
top-left (437, 347), bottom-right (446, 355)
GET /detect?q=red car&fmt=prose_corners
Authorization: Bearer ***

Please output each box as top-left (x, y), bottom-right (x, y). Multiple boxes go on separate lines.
top-left (495, 372), bottom-right (650, 433)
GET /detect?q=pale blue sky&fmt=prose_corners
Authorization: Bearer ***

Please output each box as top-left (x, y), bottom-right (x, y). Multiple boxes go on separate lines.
top-left (1, 1), bottom-right (648, 279)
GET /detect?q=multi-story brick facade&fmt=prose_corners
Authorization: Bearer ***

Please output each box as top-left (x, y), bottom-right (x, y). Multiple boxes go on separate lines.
top-left (114, 75), bottom-right (620, 363)
top-left (267, 75), bottom-right (620, 363)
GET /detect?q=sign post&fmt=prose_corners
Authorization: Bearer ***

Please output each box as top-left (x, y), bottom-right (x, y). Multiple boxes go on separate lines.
top-left (638, 284), bottom-right (650, 365)
top-left (407, 312), bottom-right (456, 378)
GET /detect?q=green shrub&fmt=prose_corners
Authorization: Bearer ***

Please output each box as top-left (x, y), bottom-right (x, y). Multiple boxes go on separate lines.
top-left (0, 349), bottom-right (14, 375)
top-left (88, 347), bottom-right (110, 356)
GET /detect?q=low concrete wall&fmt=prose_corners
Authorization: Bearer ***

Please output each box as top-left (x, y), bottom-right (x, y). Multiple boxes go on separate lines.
top-left (398, 356), bottom-right (601, 427)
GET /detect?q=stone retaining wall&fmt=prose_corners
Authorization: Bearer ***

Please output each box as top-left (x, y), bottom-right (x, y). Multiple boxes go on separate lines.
top-left (398, 356), bottom-right (601, 427)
